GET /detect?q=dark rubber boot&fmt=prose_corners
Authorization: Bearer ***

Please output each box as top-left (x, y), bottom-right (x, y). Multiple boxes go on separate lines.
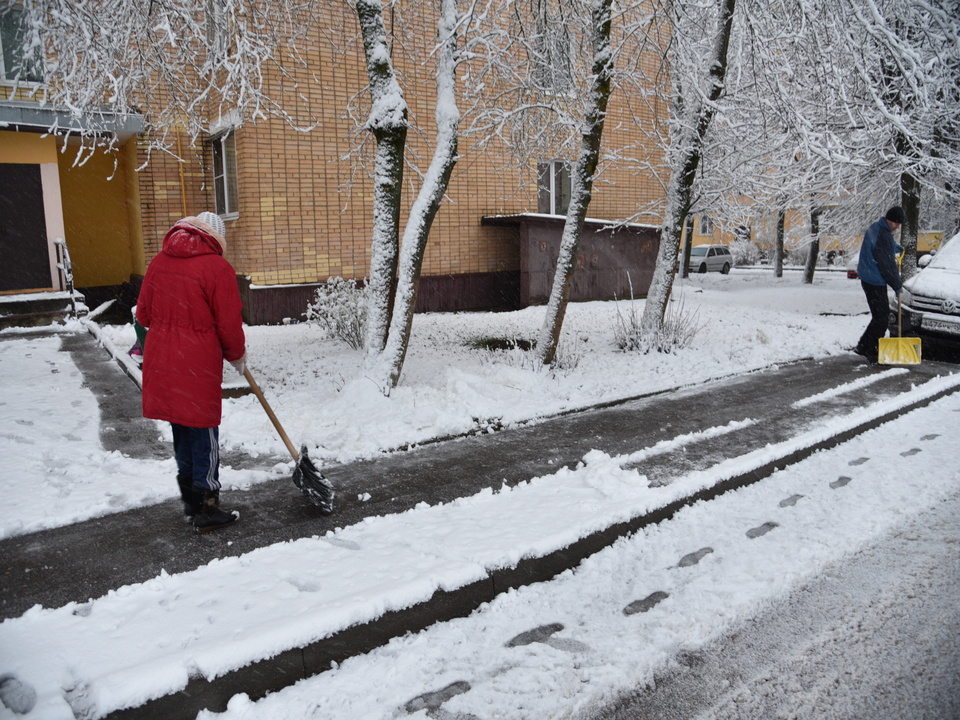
top-left (177, 475), bottom-right (199, 521)
top-left (192, 490), bottom-right (239, 534)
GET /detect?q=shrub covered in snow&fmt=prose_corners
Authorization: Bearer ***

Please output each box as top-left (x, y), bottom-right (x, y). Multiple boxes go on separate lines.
top-left (614, 297), bottom-right (701, 354)
top-left (730, 240), bottom-right (762, 266)
top-left (304, 277), bottom-right (368, 350)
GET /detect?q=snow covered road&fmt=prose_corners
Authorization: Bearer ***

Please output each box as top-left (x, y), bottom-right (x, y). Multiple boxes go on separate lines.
top-left (200, 390), bottom-right (960, 720)
top-left (3, 374), bottom-right (957, 720)
top-left (589, 489), bottom-right (960, 719)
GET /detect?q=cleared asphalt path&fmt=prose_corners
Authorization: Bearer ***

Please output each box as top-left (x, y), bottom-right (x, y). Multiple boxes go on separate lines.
top-left (2, 333), bottom-right (957, 620)
top-left (1, 331), bottom-right (958, 719)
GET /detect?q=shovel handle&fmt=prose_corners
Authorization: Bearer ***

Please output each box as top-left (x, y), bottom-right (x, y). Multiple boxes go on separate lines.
top-left (896, 253), bottom-right (903, 336)
top-left (242, 365), bottom-right (300, 462)
top-left (898, 291), bottom-right (903, 336)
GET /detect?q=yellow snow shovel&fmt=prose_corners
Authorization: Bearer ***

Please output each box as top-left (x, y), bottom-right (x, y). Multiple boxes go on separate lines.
top-left (878, 255), bottom-right (921, 365)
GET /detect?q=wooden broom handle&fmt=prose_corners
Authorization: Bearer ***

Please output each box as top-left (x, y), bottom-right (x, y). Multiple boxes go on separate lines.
top-left (243, 365), bottom-right (300, 461)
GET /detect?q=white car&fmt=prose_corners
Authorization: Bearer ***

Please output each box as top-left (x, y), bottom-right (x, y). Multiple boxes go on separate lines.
top-left (895, 233), bottom-right (960, 353)
top-left (688, 244), bottom-right (733, 274)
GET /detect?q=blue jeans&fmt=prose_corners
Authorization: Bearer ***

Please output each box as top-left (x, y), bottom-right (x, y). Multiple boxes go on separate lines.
top-left (171, 424), bottom-right (220, 492)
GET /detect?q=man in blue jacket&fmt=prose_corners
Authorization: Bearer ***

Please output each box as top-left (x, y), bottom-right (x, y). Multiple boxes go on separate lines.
top-left (854, 206), bottom-right (905, 362)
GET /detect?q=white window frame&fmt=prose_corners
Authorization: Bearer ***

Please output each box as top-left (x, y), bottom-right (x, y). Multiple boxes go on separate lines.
top-left (0, 5), bottom-right (42, 85)
top-left (699, 215), bottom-right (713, 236)
top-left (210, 129), bottom-right (239, 219)
top-left (537, 160), bottom-right (571, 216)
top-left (206, 0), bottom-right (230, 60)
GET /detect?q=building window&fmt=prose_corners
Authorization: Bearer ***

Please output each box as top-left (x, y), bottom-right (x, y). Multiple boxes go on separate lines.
top-left (537, 160), bottom-right (571, 215)
top-left (210, 129), bottom-right (238, 218)
top-left (530, 15), bottom-right (573, 95)
top-left (699, 215), bottom-right (713, 236)
top-left (206, 0), bottom-right (230, 60)
top-left (0, 5), bottom-right (42, 83)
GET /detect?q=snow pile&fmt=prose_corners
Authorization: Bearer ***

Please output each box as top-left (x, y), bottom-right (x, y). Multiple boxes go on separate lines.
top-left (1, 270), bottom-right (958, 719)
top-left (2, 271), bottom-right (866, 540)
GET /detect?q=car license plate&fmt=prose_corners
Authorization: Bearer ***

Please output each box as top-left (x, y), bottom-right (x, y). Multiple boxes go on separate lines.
top-left (921, 316), bottom-right (960, 335)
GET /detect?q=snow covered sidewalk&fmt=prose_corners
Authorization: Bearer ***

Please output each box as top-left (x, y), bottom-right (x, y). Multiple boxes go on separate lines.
top-left (2, 370), bottom-right (959, 719)
top-left (204, 394), bottom-right (960, 720)
top-left (2, 274), bottom-right (959, 719)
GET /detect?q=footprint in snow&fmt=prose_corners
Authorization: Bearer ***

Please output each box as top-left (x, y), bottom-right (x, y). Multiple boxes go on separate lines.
top-left (506, 623), bottom-right (590, 653)
top-left (779, 494), bottom-right (804, 507)
top-left (921, 434), bottom-right (939, 441)
top-left (677, 547), bottom-right (713, 568)
top-left (322, 536), bottom-right (360, 551)
top-left (0, 675), bottom-right (37, 715)
top-left (848, 457), bottom-right (869, 466)
top-left (830, 476), bottom-right (852, 489)
top-left (746, 522), bottom-right (778, 539)
top-left (623, 590), bottom-right (669, 616)
top-left (900, 448), bottom-right (921, 457)
top-left (405, 681), bottom-right (476, 718)
top-left (506, 623), bottom-right (564, 647)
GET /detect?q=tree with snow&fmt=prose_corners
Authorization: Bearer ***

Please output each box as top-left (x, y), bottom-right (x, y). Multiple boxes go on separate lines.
top-left (639, 0), bottom-right (736, 347)
top-left (13, 0), bottom-right (323, 153)
top-left (353, 0), bottom-right (408, 361)
top-left (695, 0), bottom-right (960, 281)
top-left (461, 0), bottom-right (666, 364)
top-left (534, 0), bottom-right (615, 366)
top-left (356, 0), bottom-right (464, 390)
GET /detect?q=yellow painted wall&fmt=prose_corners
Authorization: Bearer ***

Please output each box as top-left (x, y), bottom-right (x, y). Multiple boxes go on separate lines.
top-left (918, 231), bottom-right (942, 253)
top-left (57, 142), bottom-right (137, 287)
top-left (0, 131), bottom-right (57, 163)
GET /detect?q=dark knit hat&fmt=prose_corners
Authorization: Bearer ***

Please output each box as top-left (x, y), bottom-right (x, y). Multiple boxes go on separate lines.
top-left (885, 206), bottom-right (905, 224)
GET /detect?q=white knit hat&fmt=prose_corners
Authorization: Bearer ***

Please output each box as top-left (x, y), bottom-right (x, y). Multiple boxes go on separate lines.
top-left (198, 211), bottom-right (225, 239)
top-left (196, 211), bottom-right (226, 252)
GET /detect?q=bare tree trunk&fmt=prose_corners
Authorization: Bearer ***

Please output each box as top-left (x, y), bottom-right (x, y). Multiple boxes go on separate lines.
top-left (900, 170), bottom-right (921, 278)
top-left (355, 0), bottom-right (408, 361)
top-left (775, 206), bottom-right (785, 278)
top-left (640, 0), bottom-right (736, 348)
top-left (680, 213), bottom-right (693, 279)
top-left (536, 0), bottom-right (615, 366)
top-left (378, 0), bottom-right (460, 389)
top-left (802, 206), bottom-right (820, 284)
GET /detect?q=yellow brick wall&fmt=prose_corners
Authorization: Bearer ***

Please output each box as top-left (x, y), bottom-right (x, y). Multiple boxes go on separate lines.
top-left (137, 132), bottom-right (209, 262)
top-left (135, 3), bottom-right (665, 288)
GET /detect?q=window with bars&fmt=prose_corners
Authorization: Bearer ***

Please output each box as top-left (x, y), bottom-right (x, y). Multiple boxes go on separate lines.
top-left (0, 5), bottom-right (42, 83)
top-left (210, 129), bottom-right (238, 218)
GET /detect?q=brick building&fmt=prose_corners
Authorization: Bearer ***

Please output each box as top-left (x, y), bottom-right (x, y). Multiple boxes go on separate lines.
top-left (1, 3), bottom-right (665, 325)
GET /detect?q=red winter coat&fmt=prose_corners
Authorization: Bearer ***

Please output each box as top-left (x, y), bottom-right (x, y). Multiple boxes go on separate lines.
top-left (136, 219), bottom-right (245, 428)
